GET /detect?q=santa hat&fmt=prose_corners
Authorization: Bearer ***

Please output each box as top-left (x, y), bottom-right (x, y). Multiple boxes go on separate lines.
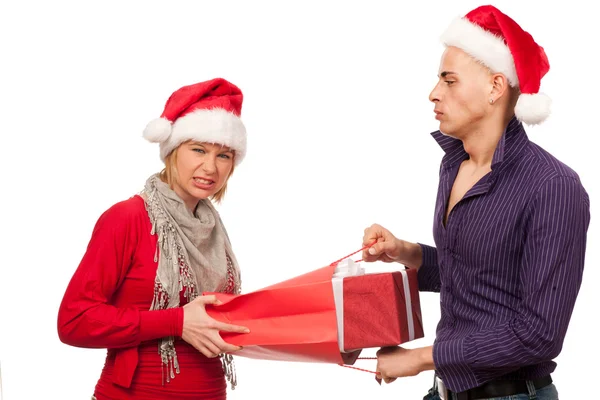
top-left (143, 78), bottom-right (247, 164)
top-left (440, 5), bottom-right (551, 125)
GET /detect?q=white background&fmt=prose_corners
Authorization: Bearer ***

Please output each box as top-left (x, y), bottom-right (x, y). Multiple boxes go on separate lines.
top-left (1, 1), bottom-right (598, 399)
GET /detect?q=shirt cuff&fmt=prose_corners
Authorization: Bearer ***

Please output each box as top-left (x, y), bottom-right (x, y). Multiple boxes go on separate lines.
top-left (139, 307), bottom-right (184, 341)
top-left (433, 336), bottom-right (479, 392)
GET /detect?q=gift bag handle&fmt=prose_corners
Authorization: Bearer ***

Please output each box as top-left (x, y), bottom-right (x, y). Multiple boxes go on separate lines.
top-left (329, 241), bottom-right (376, 266)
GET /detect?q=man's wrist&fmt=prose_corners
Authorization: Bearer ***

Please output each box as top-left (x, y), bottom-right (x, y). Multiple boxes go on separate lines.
top-left (417, 346), bottom-right (435, 372)
top-left (398, 241), bottom-right (423, 270)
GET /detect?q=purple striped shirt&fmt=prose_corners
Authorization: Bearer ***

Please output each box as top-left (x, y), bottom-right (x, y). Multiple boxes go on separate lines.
top-left (417, 117), bottom-right (591, 392)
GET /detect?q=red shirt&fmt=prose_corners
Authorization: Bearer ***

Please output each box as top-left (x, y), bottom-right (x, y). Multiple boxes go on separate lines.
top-left (58, 195), bottom-right (229, 399)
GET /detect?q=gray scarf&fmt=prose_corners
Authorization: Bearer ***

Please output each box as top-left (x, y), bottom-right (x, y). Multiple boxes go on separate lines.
top-left (141, 173), bottom-right (241, 388)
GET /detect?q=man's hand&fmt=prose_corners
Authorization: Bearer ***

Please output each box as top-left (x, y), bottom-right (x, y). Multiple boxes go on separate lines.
top-left (375, 346), bottom-right (435, 384)
top-left (362, 224), bottom-right (423, 269)
top-left (362, 224), bottom-right (404, 263)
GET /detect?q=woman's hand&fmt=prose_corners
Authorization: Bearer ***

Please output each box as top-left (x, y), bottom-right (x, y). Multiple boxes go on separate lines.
top-left (181, 295), bottom-right (250, 358)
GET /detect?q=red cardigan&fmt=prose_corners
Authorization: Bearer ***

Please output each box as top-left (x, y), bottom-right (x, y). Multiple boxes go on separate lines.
top-left (58, 195), bottom-right (204, 393)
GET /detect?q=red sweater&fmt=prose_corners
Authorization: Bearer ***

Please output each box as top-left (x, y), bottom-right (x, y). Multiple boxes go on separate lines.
top-left (58, 195), bottom-right (227, 399)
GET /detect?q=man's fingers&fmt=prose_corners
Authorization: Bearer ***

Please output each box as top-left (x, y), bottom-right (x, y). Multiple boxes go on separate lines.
top-left (377, 346), bottom-right (397, 356)
top-left (375, 375), bottom-right (382, 386)
top-left (375, 365), bottom-right (382, 386)
top-left (362, 249), bottom-right (378, 262)
top-left (377, 366), bottom-right (395, 385)
top-left (363, 225), bottom-right (387, 262)
top-left (372, 241), bottom-right (400, 262)
top-left (363, 225), bottom-right (383, 244)
top-left (368, 242), bottom-right (389, 256)
top-left (368, 242), bottom-right (380, 255)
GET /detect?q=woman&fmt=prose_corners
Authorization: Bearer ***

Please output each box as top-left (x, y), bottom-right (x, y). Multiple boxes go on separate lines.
top-left (58, 78), bottom-right (250, 400)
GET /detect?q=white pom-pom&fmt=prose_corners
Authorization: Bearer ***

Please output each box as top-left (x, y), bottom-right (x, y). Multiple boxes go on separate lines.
top-left (515, 93), bottom-right (552, 125)
top-left (143, 117), bottom-right (172, 143)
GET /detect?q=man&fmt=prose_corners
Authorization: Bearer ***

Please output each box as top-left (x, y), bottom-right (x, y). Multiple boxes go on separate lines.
top-left (362, 5), bottom-right (590, 400)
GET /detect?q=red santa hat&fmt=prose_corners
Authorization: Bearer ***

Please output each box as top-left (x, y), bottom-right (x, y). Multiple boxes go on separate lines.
top-left (440, 5), bottom-right (551, 125)
top-left (143, 78), bottom-right (247, 164)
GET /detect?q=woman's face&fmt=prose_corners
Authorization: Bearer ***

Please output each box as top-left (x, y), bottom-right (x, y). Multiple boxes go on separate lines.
top-left (172, 141), bottom-right (234, 210)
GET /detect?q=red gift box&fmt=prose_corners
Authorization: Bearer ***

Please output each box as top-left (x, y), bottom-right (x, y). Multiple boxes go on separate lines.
top-left (341, 269), bottom-right (424, 352)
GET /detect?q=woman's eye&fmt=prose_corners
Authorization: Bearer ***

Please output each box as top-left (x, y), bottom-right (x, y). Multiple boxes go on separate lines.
top-left (193, 148), bottom-right (205, 154)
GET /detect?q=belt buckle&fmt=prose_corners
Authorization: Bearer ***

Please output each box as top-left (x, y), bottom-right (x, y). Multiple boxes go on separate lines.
top-left (436, 376), bottom-right (448, 400)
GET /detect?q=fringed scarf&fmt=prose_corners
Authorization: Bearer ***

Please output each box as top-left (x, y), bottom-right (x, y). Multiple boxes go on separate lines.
top-left (141, 173), bottom-right (242, 389)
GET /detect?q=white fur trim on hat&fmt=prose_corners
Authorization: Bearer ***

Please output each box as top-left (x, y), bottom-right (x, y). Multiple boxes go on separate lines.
top-left (159, 108), bottom-right (247, 165)
top-left (441, 17), bottom-right (519, 87)
top-left (143, 117), bottom-right (172, 143)
top-left (515, 93), bottom-right (551, 125)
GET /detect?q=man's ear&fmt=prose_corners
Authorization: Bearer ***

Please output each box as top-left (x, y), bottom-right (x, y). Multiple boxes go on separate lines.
top-left (489, 73), bottom-right (510, 103)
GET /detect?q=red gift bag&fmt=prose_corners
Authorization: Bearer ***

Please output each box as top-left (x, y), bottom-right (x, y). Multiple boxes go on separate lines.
top-left (205, 264), bottom-right (360, 365)
top-left (204, 254), bottom-right (423, 366)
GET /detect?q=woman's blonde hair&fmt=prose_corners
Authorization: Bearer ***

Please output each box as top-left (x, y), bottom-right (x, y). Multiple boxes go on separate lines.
top-left (159, 143), bottom-right (235, 204)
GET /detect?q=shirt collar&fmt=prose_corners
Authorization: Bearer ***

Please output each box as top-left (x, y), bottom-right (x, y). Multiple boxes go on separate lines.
top-left (431, 116), bottom-right (528, 169)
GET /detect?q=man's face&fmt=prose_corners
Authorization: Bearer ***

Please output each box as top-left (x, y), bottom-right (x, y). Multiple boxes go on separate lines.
top-left (429, 46), bottom-right (493, 138)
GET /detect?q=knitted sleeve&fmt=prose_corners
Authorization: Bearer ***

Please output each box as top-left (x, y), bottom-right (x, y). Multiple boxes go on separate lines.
top-left (57, 199), bottom-right (183, 349)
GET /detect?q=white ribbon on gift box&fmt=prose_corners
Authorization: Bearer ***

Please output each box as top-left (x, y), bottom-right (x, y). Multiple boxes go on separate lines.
top-left (331, 259), bottom-right (415, 352)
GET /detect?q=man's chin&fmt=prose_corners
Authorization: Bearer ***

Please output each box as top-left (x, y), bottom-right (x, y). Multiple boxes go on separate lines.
top-left (438, 122), bottom-right (456, 138)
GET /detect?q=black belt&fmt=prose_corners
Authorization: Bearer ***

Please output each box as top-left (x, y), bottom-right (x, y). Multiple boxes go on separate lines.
top-left (449, 375), bottom-right (552, 400)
